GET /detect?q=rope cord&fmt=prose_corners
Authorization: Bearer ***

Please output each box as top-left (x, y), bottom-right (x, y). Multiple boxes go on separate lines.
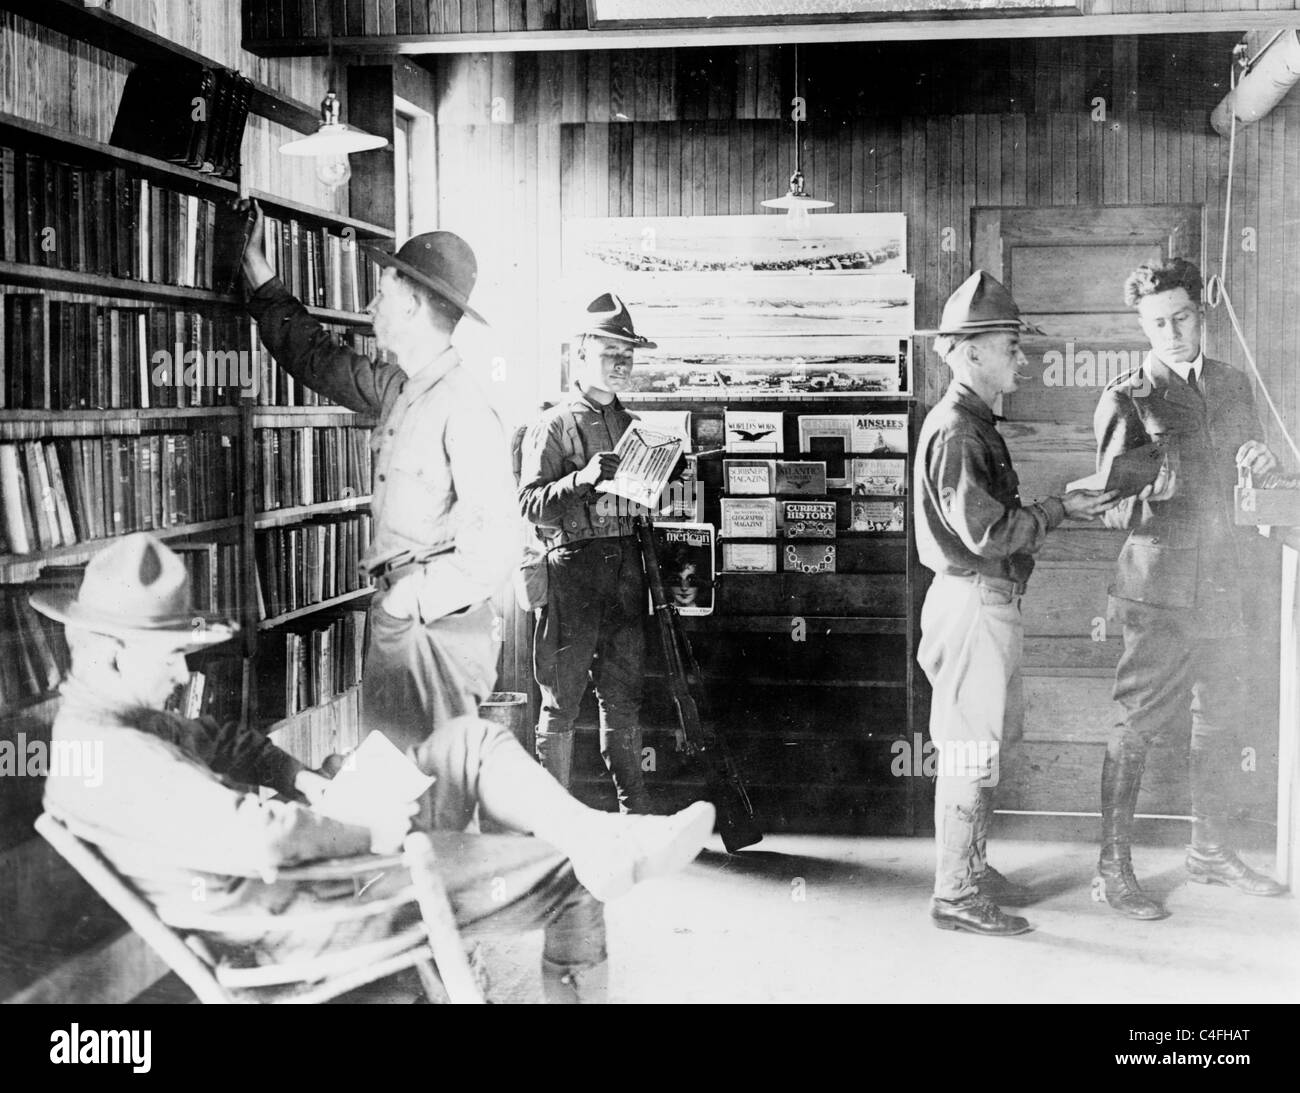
top-left (1204, 51), bottom-right (1300, 467)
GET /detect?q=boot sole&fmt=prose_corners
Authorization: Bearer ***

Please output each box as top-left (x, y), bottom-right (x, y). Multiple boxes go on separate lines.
top-left (1186, 870), bottom-right (1287, 896)
top-left (930, 915), bottom-right (1032, 937)
top-left (1091, 877), bottom-right (1171, 919)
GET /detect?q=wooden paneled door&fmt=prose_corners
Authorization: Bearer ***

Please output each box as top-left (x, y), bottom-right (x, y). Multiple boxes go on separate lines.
top-left (972, 205), bottom-right (1205, 817)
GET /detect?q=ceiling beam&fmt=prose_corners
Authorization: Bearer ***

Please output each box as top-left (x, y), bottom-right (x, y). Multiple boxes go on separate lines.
top-left (242, 13), bottom-right (1294, 57)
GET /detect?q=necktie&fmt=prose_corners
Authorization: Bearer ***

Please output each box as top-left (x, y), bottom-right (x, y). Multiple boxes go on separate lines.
top-left (1186, 370), bottom-right (1202, 396)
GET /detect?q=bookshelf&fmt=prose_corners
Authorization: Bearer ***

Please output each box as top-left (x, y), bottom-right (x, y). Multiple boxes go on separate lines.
top-left (0, 86), bottom-right (391, 749)
top-left (570, 396), bottom-right (924, 836)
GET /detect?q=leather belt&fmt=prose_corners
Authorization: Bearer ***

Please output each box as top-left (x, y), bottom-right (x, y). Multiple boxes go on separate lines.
top-left (368, 548), bottom-right (453, 593)
top-left (944, 571), bottom-right (1027, 597)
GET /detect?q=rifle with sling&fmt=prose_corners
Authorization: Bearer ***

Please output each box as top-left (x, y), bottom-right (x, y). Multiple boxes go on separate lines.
top-left (634, 516), bottom-right (761, 853)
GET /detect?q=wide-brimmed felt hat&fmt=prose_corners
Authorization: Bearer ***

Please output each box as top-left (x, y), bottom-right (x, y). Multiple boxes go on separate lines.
top-left (918, 270), bottom-right (1045, 337)
top-left (364, 231), bottom-right (487, 326)
top-left (30, 533), bottom-right (236, 648)
top-left (575, 292), bottom-right (657, 348)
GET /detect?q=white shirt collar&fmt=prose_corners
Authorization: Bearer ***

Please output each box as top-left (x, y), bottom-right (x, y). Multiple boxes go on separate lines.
top-left (1163, 353), bottom-right (1204, 385)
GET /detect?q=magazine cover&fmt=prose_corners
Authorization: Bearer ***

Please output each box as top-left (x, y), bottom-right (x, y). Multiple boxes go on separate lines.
top-left (650, 521), bottom-right (715, 616)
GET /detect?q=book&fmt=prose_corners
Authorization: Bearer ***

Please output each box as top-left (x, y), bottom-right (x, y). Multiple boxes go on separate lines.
top-left (314, 727), bottom-right (434, 825)
top-left (851, 413), bottom-right (908, 454)
top-left (595, 424), bottom-right (683, 511)
top-left (797, 415), bottom-right (853, 487)
top-left (721, 542), bottom-right (777, 572)
top-left (851, 499), bottom-right (906, 532)
top-left (724, 458), bottom-right (775, 496)
top-left (650, 522), bottom-right (714, 617)
top-left (721, 497), bottom-right (777, 538)
top-left (725, 411), bottom-right (783, 453)
top-left (784, 543), bottom-right (837, 573)
top-left (781, 500), bottom-right (837, 539)
top-left (851, 457), bottom-right (907, 495)
top-left (1066, 441), bottom-right (1166, 499)
top-left (630, 410), bottom-right (692, 452)
top-left (774, 461), bottom-right (827, 497)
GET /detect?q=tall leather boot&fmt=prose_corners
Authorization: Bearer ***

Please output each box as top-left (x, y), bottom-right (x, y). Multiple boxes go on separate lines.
top-left (1095, 748), bottom-right (1169, 920)
top-left (536, 727), bottom-right (575, 792)
top-left (601, 722), bottom-right (650, 814)
top-left (1186, 746), bottom-right (1286, 896)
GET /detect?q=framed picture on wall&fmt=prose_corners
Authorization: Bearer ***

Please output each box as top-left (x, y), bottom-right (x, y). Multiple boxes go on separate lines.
top-left (560, 213), bottom-right (914, 400)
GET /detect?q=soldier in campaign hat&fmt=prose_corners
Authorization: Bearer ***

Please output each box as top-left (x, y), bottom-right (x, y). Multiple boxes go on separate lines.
top-left (518, 292), bottom-right (669, 813)
top-left (239, 204), bottom-right (518, 829)
top-left (915, 271), bottom-right (1120, 936)
top-left (35, 532), bottom-right (717, 1002)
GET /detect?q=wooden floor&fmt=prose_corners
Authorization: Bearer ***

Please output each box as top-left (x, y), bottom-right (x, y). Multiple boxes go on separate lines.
top-left (128, 815), bottom-right (1298, 1005)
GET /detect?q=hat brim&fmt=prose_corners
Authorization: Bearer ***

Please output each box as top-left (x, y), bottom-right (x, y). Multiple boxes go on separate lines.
top-left (365, 246), bottom-right (488, 327)
top-left (917, 318), bottom-right (1047, 337)
top-left (576, 328), bottom-right (658, 349)
top-left (30, 591), bottom-right (238, 649)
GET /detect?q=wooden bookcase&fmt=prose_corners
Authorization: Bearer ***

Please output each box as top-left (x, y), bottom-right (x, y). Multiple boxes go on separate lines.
top-left (0, 84), bottom-right (390, 799)
top-left (570, 395), bottom-right (925, 836)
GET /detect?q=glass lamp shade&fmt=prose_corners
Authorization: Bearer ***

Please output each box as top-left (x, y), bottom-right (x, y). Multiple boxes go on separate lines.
top-left (280, 92), bottom-right (390, 163)
top-left (762, 171), bottom-right (834, 219)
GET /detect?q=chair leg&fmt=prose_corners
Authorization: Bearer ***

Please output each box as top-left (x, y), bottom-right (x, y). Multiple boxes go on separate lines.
top-left (403, 832), bottom-right (485, 1005)
top-left (414, 958), bottom-right (450, 1004)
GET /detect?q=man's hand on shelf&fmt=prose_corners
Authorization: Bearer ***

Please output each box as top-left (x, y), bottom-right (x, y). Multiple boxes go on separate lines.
top-left (237, 197), bottom-right (276, 292)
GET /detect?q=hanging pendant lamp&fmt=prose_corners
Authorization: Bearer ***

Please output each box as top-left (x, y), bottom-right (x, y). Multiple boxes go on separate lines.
top-left (762, 45), bottom-right (834, 222)
top-left (279, 38), bottom-right (388, 189)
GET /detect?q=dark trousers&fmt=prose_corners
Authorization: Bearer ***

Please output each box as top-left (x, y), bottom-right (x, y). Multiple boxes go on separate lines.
top-left (1109, 597), bottom-right (1247, 822)
top-left (534, 537), bottom-right (648, 812)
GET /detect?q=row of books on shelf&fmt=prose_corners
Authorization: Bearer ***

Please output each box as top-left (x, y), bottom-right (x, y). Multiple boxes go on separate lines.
top-left (0, 588), bottom-right (68, 707)
top-left (1, 298), bottom-right (382, 415)
top-left (720, 497), bottom-right (906, 538)
top-left (0, 147), bottom-right (231, 287)
top-left (163, 661), bottom-right (243, 725)
top-left (0, 144), bottom-right (383, 307)
top-left (254, 426), bottom-right (372, 513)
top-left (0, 433), bottom-right (237, 556)
top-left (175, 541), bottom-right (241, 617)
top-left (111, 62), bottom-right (253, 183)
top-left (261, 211), bottom-right (383, 315)
top-left (256, 514), bottom-right (373, 620)
top-left (253, 319), bottom-right (381, 407)
top-left (724, 457), bottom-right (906, 497)
top-left (631, 409), bottom-right (908, 458)
top-left (256, 609), bottom-right (368, 720)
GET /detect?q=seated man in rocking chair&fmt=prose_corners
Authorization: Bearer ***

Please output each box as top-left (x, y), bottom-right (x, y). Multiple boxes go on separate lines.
top-left (35, 533), bottom-right (715, 1003)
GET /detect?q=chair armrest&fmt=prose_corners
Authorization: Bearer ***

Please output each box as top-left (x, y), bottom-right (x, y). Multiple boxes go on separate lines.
top-left (268, 852), bottom-right (405, 883)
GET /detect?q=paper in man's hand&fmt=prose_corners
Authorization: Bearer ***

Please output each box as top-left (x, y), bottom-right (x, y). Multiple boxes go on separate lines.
top-left (596, 426), bottom-right (684, 510)
top-left (313, 731), bottom-right (433, 825)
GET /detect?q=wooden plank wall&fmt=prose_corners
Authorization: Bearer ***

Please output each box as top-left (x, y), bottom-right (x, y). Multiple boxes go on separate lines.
top-left (432, 36), bottom-right (1300, 798)
top-left (246, 0), bottom-right (1300, 42)
top-left (432, 35), bottom-right (1300, 451)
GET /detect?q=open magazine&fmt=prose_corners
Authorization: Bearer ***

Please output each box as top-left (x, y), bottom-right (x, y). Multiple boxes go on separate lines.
top-left (596, 424), bottom-right (684, 511)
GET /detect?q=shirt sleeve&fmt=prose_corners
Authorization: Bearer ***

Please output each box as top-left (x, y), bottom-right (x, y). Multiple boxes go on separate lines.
top-left (929, 430), bottom-right (1062, 558)
top-left (518, 415), bottom-right (597, 528)
top-left (246, 276), bottom-right (404, 415)
top-left (1094, 386), bottom-right (1148, 531)
top-left (415, 400), bottom-right (519, 619)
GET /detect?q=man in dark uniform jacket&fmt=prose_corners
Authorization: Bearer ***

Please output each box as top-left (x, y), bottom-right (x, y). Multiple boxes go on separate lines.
top-left (915, 271), bottom-right (1119, 936)
top-left (519, 294), bottom-right (659, 813)
top-left (1092, 257), bottom-right (1286, 919)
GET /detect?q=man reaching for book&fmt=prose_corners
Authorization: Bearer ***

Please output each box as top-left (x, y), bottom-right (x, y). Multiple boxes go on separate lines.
top-left (36, 534), bottom-right (716, 1002)
top-left (238, 201), bottom-right (515, 827)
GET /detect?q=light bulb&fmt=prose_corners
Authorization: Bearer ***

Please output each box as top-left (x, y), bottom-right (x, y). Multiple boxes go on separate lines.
top-left (786, 202), bottom-right (812, 231)
top-left (316, 153), bottom-right (352, 189)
